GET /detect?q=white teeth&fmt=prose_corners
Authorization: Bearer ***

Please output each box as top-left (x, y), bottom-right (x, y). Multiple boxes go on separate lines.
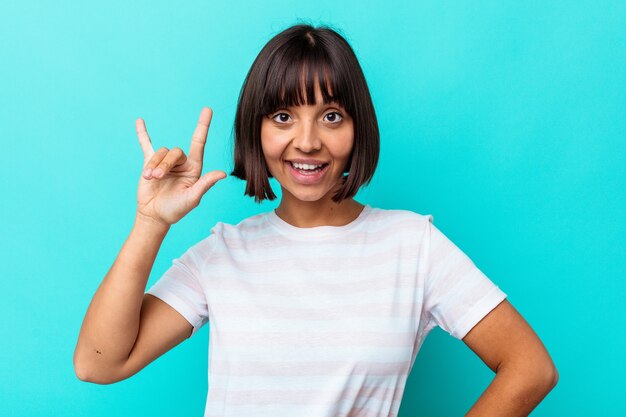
top-left (291, 162), bottom-right (323, 170)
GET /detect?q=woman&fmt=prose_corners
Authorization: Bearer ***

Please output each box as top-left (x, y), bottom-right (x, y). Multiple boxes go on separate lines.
top-left (74, 24), bottom-right (558, 416)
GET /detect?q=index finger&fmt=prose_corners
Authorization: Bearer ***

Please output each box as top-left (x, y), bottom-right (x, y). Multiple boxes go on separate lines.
top-left (188, 107), bottom-right (213, 165)
top-left (136, 118), bottom-right (155, 160)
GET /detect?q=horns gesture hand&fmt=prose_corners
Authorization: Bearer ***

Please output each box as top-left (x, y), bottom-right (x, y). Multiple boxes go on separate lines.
top-left (134, 108), bottom-right (227, 227)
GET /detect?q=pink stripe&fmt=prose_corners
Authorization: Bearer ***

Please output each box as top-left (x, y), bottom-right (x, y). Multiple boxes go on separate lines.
top-left (209, 273), bottom-right (424, 296)
top-left (210, 359), bottom-right (410, 377)
top-left (207, 384), bottom-right (401, 407)
top-left (211, 302), bottom-right (419, 320)
top-left (448, 259), bottom-right (475, 279)
top-left (213, 330), bottom-right (414, 349)
top-left (206, 248), bottom-right (424, 273)
top-left (339, 407), bottom-right (398, 417)
top-left (206, 410), bottom-right (396, 417)
top-left (428, 233), bottom-right (469, 266)
top-left (222, 219), bottom-right (427, 250)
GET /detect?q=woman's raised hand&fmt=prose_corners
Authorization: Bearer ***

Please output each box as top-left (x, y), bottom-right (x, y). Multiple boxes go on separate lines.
top-left (134, 107), bottom-right (227, 226)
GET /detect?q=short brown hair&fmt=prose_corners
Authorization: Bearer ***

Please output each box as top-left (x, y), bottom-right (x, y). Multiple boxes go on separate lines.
top-left (231, 24), bottom-right (379, 203)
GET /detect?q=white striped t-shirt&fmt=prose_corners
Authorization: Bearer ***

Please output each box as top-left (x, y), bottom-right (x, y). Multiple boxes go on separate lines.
top-left (146, 204), bottom-right (506, 417)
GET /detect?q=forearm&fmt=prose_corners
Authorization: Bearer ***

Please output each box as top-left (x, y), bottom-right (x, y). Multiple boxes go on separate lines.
top-left (465, 364), bottom-right (558, 417)
top-left (74, 214), bottom-right (170, 380)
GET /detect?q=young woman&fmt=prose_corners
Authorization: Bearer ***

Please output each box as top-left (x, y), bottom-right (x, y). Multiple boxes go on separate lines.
top-left (74, 24), bottom-right (558, 417)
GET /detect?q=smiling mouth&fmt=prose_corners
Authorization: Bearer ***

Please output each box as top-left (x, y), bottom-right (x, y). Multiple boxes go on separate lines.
top-left (286, 161), bottom-right (329, 173)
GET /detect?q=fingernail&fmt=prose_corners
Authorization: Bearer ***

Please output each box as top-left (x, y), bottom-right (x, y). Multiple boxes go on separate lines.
top-left (153, 168), bottom-right (162, 177)
top-left (143, 168), bottom-right (152, 178)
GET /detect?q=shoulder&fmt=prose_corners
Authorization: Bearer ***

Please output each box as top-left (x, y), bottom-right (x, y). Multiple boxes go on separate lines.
top-left (200, 211), bottom-right (275, 252)
top-left (361, 206), bottom-right (434, 246)
top-left (213, 211), bottom-right (270, 238)
top-left (366, 206), bottom-right (434, 229)
top-left (178, 212), bottom-right (267, 253)
top-left (174, 212), bottom-right (271, 267)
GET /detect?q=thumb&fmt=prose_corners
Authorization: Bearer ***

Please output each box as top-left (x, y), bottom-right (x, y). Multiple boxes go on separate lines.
top-left (187, 170), bottom-right (227, 205)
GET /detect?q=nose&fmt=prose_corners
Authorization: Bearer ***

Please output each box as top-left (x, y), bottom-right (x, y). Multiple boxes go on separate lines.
top-left (292, 120), bottom-right (322, 153)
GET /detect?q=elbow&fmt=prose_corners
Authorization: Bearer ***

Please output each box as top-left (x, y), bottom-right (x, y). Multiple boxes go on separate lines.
top-left (545, 363), bottom-right (559, 391)
top-left (499, 356), bottom-right (559, 401)
top-left (73, 358), bottom-right (101, 384)
top-left (74, 360), bottom-right (91, 382)
top-left (73, 348), bottom-right (92, 382)
top-left (73, 351), bottom-right (122, 385)
top-left (534, 353), bottom-right (559, 393)
top-left (523, 360), bottom-right (559, 397)
top-left (74, 362), bottom-right (121, 385)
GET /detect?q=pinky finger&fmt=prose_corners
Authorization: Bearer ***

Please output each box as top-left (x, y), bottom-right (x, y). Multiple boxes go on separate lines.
top-left (136, 118), bottom-right (155, 160)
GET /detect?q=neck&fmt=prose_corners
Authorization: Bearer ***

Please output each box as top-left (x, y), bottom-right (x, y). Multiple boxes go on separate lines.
top-left (275, 193), bottom-right (365, 228)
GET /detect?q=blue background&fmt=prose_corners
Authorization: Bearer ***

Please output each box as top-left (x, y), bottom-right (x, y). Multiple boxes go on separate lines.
top-left (1, 1), bottom-right (624, 416)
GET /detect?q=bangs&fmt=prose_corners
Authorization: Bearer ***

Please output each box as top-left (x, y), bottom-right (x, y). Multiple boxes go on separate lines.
top-left (260, 41), bottom-right (351, 115)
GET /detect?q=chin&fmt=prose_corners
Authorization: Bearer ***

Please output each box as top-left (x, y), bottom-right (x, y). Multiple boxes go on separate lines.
top-left (282, 186), bottom-right (333, 203)
top-left (291, 191), bottom-right (327, 202)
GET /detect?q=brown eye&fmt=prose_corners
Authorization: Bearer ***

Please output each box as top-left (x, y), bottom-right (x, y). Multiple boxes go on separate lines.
top-left (272, 113), bottom-right (291, 123)
top-left (323, 112), bottom-right (343, 123)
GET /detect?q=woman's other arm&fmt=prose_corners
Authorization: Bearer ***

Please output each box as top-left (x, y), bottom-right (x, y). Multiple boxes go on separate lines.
top-left (462, 300), bottom-right (558, 416)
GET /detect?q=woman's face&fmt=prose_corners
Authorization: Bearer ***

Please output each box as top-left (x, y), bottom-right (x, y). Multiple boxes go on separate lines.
top-left (261, 85), bottom-right (354, 204)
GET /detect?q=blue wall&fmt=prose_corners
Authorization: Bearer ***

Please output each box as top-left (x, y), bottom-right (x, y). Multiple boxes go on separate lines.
top-left (1, 1), bottom-right (624, 415)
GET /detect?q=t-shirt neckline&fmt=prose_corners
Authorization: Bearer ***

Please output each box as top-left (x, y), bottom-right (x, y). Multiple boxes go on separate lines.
top-left (266, 204), bottom-right (372, 240)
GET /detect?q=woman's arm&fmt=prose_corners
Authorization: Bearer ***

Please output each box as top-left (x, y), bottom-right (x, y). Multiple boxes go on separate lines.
top-left (462, 300), bottom-right (558, 416)
top-left (73, 108), bottom-right (226, 383)
top-left (73, 215), bottom-right (205, 384)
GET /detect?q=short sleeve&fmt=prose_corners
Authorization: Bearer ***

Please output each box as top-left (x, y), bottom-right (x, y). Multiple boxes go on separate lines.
top-left (145, 235), bottom-right (215, 338)
top-left (423, 217), bottom-right (507, 339)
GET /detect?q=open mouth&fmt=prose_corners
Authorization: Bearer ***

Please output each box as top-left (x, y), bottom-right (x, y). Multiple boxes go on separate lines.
top-left (287, 161), bottom-right (329, 174)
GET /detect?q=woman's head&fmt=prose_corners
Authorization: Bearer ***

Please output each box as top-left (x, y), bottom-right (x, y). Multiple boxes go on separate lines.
top-left (231, 24), bottom-right (379, 203)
